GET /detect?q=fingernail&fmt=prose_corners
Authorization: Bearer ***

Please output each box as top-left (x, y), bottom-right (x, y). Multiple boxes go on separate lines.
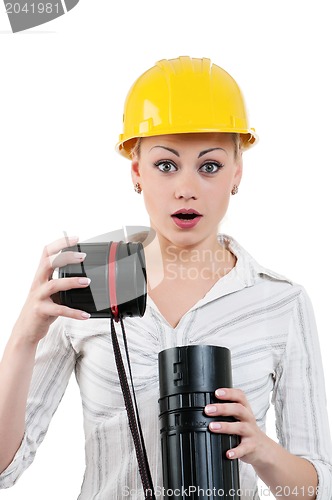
top-left (228, 451), bottom-right (235, 458)
top-left (81, 312), bottom-right (91, 319)
top-left (205, 405), bottom-right (217, 414)
top-left (74, 252), bottom-right (86, 259)
top-left (210, 422), bottom-right (221, 430)
top-left (79, 277), bottom-right (91, 285)
top-left (216, 389), bottom-right (226, 397)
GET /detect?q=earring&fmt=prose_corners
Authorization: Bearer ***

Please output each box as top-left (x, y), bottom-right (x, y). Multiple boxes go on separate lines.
top-left (134, 182), bottom-right (142, 194)
top-left (231, 185), bottom-right (238, 195)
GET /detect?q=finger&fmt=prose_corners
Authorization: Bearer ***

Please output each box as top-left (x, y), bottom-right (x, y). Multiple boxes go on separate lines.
top-left (35, 236), bottom-right (80, 282)
top-left (208, 420), bottom-right (251, 437)
top-left (51, 250), bottom-right (86, 270)
top-left (205, 402), bottom-right (249, 420)
top-left (42, 235), bottom-right (79, 259)
top-left (37, 301), bottom-right (91, 321)
top-left (215, 388), bottom-right (249, 407)
top-left (39, 276), bottom-right (91, 300)
top-left (224, 442), bottom-right (251, 460)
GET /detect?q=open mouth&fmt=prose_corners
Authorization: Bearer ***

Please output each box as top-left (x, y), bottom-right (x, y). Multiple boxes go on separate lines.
top-left (171, 210), bottom-right (202, 228)
top-left (171, 209), bottom-right (202, 219)
top-left (172, 213), bottom-right (200, 220)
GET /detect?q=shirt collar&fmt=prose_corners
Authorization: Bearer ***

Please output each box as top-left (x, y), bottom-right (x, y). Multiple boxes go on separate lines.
top-left (219, 233), bottom-right (293, 288)
top-left (147, 234), bottom-right (293, 316)
top-left (191, 234), bottom-right (292, 310)
top-left (186, 234), bottom-right (293, 312)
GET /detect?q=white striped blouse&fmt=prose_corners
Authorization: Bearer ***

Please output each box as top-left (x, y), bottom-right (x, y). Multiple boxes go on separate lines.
top-left (1, 234), bottom-right (331, 499)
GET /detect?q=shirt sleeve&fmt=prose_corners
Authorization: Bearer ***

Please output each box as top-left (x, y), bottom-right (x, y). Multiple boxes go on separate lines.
top-left (272, 286), bottom-right (332, 499)
top-left (0, 318), bottom-right (76, 489)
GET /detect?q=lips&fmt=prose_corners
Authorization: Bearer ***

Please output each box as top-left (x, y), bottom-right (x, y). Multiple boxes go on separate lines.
top-left (171, 209), bottom-right (203, 229)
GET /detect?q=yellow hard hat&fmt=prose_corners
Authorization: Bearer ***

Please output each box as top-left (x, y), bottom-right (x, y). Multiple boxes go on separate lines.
top-left (116, 56), bottom-right (257, 159)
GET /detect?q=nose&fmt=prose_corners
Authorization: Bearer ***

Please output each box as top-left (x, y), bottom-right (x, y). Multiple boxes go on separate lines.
top-left (174, 171), bottom-right (198, 200)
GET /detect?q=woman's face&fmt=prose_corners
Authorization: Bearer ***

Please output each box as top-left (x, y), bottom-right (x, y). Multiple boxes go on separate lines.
top-left (131, 133), bottom-right (243, 250)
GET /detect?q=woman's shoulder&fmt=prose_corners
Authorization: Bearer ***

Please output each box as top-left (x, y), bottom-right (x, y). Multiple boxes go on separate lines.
top-left (219, 233), bottom-right (308, 294)
top-left (220, 235), bottom-right (317, 327)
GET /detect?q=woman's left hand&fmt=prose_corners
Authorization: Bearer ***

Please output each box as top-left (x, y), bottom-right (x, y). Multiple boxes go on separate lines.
top-left (205, 388), bottom-right (268, 466)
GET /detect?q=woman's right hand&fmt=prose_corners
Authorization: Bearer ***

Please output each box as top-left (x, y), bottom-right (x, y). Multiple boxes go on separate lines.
top-left (13, 236), bottom-right (91, 345)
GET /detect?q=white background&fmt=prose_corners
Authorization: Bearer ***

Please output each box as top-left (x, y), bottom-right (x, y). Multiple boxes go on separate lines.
top-left (0, 1), bottom-right (331, 498)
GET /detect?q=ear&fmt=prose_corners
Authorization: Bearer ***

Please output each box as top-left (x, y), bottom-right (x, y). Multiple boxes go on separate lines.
top-left (131, 158), bottom-right (141, 185)
top-left (233, 154), bottom-right (243, 187)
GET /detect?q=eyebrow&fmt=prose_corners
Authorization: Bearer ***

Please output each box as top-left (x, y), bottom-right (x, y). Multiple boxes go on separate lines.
top-left (149, 146), bottom-right (227, 158)
top-left (198, 147), bottom-right (227, 158)
top-left (149, 146), bottom-right (180, 156)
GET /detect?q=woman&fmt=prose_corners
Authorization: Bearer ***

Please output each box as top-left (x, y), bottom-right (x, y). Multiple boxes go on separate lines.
top-left (0, 56), bottom-right (331, 499)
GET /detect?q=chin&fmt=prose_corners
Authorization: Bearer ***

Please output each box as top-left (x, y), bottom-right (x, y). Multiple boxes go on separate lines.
top-left (167, 231), bottom-right (204, 249)
top-left (153, 220), bottom-right (207, 246)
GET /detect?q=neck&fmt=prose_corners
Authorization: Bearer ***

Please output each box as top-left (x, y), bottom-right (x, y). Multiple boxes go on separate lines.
top-left (140, 230), bottom-right (236, 289)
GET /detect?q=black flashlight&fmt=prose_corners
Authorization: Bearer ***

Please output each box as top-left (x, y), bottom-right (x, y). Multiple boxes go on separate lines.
top-left (58, 241), bottom-right (147, 320)
top-left (158, 345), bottom-right (240, 499)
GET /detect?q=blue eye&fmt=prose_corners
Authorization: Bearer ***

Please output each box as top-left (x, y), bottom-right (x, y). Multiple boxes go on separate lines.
top-left (200, 162), bottom-right (224, 173)
top-left (154, 160), bottom-right (177, 172)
